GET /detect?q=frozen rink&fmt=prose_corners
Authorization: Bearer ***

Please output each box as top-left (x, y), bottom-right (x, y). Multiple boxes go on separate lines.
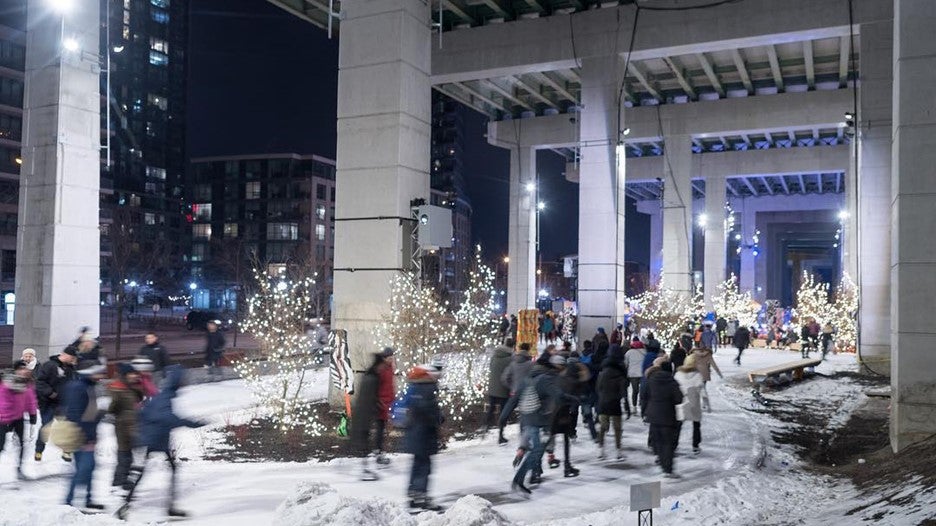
top-left (0, 348), bottom-right (930, 525)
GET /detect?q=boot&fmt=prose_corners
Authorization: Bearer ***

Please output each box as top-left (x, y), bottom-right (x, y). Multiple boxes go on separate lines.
top-left (84, 502), bottom-right (105, 511)
top-left (374, 450), bottom-right (391, 466)
top-left (563, 464), bottom-right (580, 478)
top-left (547, 454), bottom-right (560, 469)
top-left (597, 444), bottom-right (606, 460)
top-left (168, 508), bottom-right (189, 518)
top-left (360, 458), bottom-right (379, 481)
top-left (16, 468), bottom-right (26, 481)
top-left (512, 449), bottom-right (525, 468)
top-left (616, 448), bottom-right (624, 460)
top-left (511, 480), bottom-right (532, 494)
top-left (116, 504), bottom-right (130, 520)
top-left (529, 473), bottom-right (542, 485)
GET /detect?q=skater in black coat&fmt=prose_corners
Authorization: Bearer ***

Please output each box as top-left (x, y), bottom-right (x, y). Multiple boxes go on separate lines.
top-left (595, 345), bottom-right (628, 459)
top-left (643, 359), bottom-right (684, 477)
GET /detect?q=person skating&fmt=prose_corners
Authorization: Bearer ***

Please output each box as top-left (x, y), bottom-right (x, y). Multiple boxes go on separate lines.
top-left (130, 356), bottom-right (160, 398)
top-left (487, 338), bottom-right (514, 444)
top-left (623, 341), bottom-right (646, 417)
top-left (203, 320), bottom-right (226, 376)
top-left (403, 364), bottom-right (444, 512)
top-left (547, 355), bottom-right (588, 478)
top-left (643, 358), bottom-right (683, 478)
top-left (108, 363), bottom-right (145, 491)
top-left (63, 360), bottom-right (107, 510)
top-left (716, 316), bottom-right (728, 345)
top-left (700, 322), bottom-right (718, 353)
top-left (595, 345), bottom-right (628, 460)
top-left (820, 323), bottom-right (835, 359)
top-left (610, 324), bottom-right (623, 346)
top-left (639, 338), bottom-right (662, 421)
top-left (733, 324), bottom-right (752, 365)
top-left (674, 353), bottom-right (704, 454)
top-left (511, 354), bottom-right (578, 494)
top-left (373, 348), bottom-right (395, 465)
top-left (500, 343), bottom-right (534, 466)
top-left (34, 346), bottom-right (78, 462)
top-left (0, 360), bottom-right (38, 480)
top-left (576, 344), bottom-right (600, 442)
top-left (118, 365), bottom-right (205, 520)
top-left (669, 342), bottom-right (687, 370)
top-left (693, 347), bottom-right (722, 412)
top-left (592, 327), bottom-right (609, 351)
top-left (139, 332), bottom-right (170, 385)
top-left (350, 348), bottom-right (391, 481)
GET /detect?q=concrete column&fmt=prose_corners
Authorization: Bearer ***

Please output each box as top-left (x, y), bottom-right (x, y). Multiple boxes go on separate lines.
top-left (14, 1), bottom-right (100, 360)
top-left (506, 146), bottom-right (536, 315)
top-left (662, 134), bottom-right (693, 296)
top-left (636, 200), bottom-right (663, 285)
top-left (577, 56), bottom-right (626, 338)
top-left (891, 0), bottom-right (936, 452)
top-left (857, 20), bottom-right (893, 372)
top-left (843, 154), bottom-right (858, 280)
top-left (331, 0), bottom-right (430, 382)
top-left (703, 174), bottom-right (727, 310)
top-left (738, 200), bottom-right (756, 293)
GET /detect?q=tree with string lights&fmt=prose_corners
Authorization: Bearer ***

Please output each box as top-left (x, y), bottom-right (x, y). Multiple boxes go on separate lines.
top-left (629, 280), bottom-right (703, 348)
top-left (234, 268), bottom-right (327, 435)
top-left (793, 271), bottom-right (834, 333)
top-left (830, 273), bottom-right (859, 352)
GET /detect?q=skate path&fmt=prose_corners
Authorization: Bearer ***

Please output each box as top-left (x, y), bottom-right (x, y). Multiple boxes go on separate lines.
top-left (0, 349), bottom-right (855, 525)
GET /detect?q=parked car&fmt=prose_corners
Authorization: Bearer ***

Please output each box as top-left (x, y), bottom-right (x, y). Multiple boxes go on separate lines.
top-left (185, 310), bottom-right (230, 331)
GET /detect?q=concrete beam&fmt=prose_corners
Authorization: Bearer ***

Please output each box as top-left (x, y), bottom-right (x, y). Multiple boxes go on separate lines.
top-left (731, 49), bottom-right (754, 94)
top-left (695, 52), bottom-right (723, 97)
top-left (489, 89), bottom-right (853, 149)
top-left (766, 44), bottom-right (785, 91)
top-left (803, 40), bottom-right (816, 89)
top-left (431, 0), bottom-right (891, 84)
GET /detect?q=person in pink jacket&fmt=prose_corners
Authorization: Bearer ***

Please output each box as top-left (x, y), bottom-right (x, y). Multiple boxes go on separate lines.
top-left (0, 360), bottom-right (38, 480)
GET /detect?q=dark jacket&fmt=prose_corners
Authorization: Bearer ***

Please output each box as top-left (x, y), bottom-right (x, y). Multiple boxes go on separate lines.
top-left (35, 355), bottom-right (76, 410)
top-left (716, 317), bottom-right (727, 332)
top-left (108, 380), bottom-right (144, 451)
top-left (552, 363), bottom-right (589, 434)
top-left (403, 376), bottom-right (441, 456)
top-left (642, 369), bottom-right (683, 426)
top-left (138, 366), bottom-right (202, 452)
top-left (641, 349), bottom-right (661, 377)
top-left (596, 360), bottom-right (627, 416)
top-left (501, 353), bottom-right (532, 396)
top-left (592, 341), bottom-right (610, 371)
top-left (670, 347), bottom-right (687, 369)
top-left (204, 331), bottom-right (226, 358)
top-left (139, 343), bottom-right (170, 372)
top-left (734, 326), bottom-right (752, 350)
top-left (592, 331), bottom-right (610, 351)
top-left (350, 364), bottom-right (380, 454)
top-left (77, 343), bottom-right (102, 363)
top-left (487, 346), bottom-right (513, 399)
top-left (516, 364), bottom-right (577, 429)
top-left (63, 377), bottom-right (102, 444)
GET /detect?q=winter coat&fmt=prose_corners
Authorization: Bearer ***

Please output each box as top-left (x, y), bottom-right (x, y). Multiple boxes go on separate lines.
top-left (693, 348), bottom-right (722, 382)
top-left (138, 366), bottom-right (201, 452)
top-left (596, 360), bottom-right (628, 416)
top-left (501, 353), bottom-right (533, 396)
top-left (610, 329), bottom-right (623, 345)
top-left (700, 328), bottom-right (718, 350)
top-left (592, 342), bottom-right (610, 370)
top-left (592, 332), bottom-right (610, 350)
top-left (716, 317), bottom-right (727, 332)
top-left (139, 343), bottom-right (170, 372)
top-left (515, 365), bottom-right (577, 429)
top-left (35, 356), bottom-right (76, 410)
top-left (734, 326), bottom-right (751, 350)
top-left (552, 363), bottom-right (589, 435)
top-left (350, 365), bottom-right (379, 453)
top-left (640, 349), bottom-right (661, 377)
top-left (670, 347), bottom-right (687, 369)
top-left (403, 373), bottom-right (441, 456)
top-left (623, 347), bottom-right (647, 379)
top-left (487, 346), bottom-right (513, 399)
top-left (0, 382), bottom-right (37, 425)
top-left (680, 332), bottom-right (694, 353)
top-left (674, 369), bottom-right (703, 423)
top-left (108, 381), bottom-right (144, 451)
top-left (204, 331), bottom-right (226, 359)
top-left (642, 369), bottom-right (683, 427)
top-left (376, 362), bottom-right (394, 422)
top-left (63, 377), bottom-right (102, 445)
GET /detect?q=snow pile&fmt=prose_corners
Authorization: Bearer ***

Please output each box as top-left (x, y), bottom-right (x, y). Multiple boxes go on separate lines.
top-left (0, 504), bottom-right (142, 526)
top-left (274, 483), bottom-right (510, 526)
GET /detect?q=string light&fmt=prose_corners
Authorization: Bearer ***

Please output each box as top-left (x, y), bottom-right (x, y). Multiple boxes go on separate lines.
top-left (627, 279), bottom-right (703, 348)
top-left (711, 274), bottom-right (759, 328)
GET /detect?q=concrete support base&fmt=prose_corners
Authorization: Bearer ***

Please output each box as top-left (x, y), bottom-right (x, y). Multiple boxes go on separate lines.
top-left (890, 0), bottom-right (936, 452)
top-left (13, 0), bottom-right (100, 361)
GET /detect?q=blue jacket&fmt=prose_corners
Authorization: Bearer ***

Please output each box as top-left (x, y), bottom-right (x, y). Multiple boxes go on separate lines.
top-left (403, 379), bottom-right (441, 456)
top-left (138, 366), bottom-right (202, 452)
top-left (700, 328), bottom-right (718, 350)
top-left (63, 377), bottom-right (101, 444)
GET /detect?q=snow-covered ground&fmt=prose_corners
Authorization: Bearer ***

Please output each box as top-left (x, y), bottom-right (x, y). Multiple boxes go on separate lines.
top-left (0, 348), bottom-right (924, 525)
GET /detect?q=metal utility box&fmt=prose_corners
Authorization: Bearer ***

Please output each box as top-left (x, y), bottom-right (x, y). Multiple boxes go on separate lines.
top-left (414, 205), bottom-right (453, 250)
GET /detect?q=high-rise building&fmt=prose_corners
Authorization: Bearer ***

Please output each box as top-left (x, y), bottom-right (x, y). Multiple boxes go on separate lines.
top-left (0, 10), bottom-right (25, 325)
top-left (430, 91), bottom-right (472, 297)
top-left (188, 154), bottom-right (336, 314)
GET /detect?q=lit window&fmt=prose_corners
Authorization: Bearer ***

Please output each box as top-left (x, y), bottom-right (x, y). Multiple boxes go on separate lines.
top-left (123, 0), bottom-right (130, 9)
top-left (192, 224), bottom-right (211, 240)
top-left (150, 38), bottom-right (169, 53)
top-left (144, 212), bottom-right (156, 225)
top-left (315, 204), bottom-right (326, 221)
top-left (191, 243), bottom-right (207, 262)
top-left (146, 166), bottom-right (166, 180)
top-left (315, 224), bottom-right (325, 241)
top-left (267, 223), bottom-right (298, 241)
top-left (128, 194), bottom-right (141, 207)
top-left (150, 0), bottom-right (170, 8)
top-left (123, 10), bottom-right (130, 25)
top-left (148, 93), bottom-right (167, 111)
top-left (151, 9), bottom-right (169, 24)
top-left (122, 25), bottom-right (130, 40)
top-left (224, 223), bottom-right (238, 238)
top-left (149, 51), bottom-right (168, 66)
top-left (192, 203), bottom-right (212, 221)
top-left (245, 181), bottom-right (261, 200)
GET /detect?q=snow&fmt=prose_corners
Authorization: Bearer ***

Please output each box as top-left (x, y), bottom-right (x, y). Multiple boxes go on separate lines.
top-left (0, 349), bottom-right (927, 525)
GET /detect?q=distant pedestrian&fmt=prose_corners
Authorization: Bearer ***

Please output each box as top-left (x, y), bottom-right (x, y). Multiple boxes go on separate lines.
top-left (592, 328), bottom-right (609, 351)
top-left (403, 364), bottom-right (444, 512)
top-left (820, 323), bottom-right (835, 359)
top-left (487, 338), bottom-right (514, 444)
top-left (623, 341), bottom-right (647, 416)
top-left (610, 324), bottom-right (623, 346)
top-left (0, 360), bottom-right (38, 480)
top-left (643, 358), bottom-right (683, 478)
top-left (596, 345), bottom-right (627, 460)
top-left (700, 322), bottom-right (718, 353)
top-left (716, 316), bottom-right (728, 345)
top-left (34, 346), bottom-right (78, 462)
top-left (139, 332), bottom-right (170, 384)
top-left (669, 342), bottom-right (687, 370)
top-left (203, 320), bottom-right (226, 376)
top-left (733, 325), bottom-right (751, 365)
top-left (63, 360), bottom-right (107, 510)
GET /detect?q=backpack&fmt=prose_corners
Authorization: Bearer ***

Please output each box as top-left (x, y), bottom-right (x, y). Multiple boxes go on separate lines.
top-left (518, 381), bottom-right (541, 415)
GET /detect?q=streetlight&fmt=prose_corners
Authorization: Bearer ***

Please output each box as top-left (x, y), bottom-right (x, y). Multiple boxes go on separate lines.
top-left (62, 37), bottom-right (79, 52)
top-left (837, 210), bottom-right (850, 221)
top-left (49, 0), bottom-right (74, 12)
top-left (537, 201), bottom-right (546, 211)
top-left (697, 213), bottom-right (708, 228)
top-left (503, 256), bottom-right (509, 264)
top-left (189, 282), bottom-right (198, 291)
top-left (525, 182), bottom-right (535, 193)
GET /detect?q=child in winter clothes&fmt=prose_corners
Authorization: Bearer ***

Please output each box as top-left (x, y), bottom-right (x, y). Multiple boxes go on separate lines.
top-left (403, 364), bottom-right (443, 511)
top-left (0, 360), bottom-right (38, 479)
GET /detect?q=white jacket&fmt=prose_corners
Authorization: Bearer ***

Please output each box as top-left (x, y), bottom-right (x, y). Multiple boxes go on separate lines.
top-left (623, 348), bottom-right (647, 379)
top-left (674, 369), bottom-right (704, 422)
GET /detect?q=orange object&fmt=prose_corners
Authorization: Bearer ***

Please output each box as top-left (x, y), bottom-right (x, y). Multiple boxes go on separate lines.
top-left (517, 309), bottom-right (539, 354)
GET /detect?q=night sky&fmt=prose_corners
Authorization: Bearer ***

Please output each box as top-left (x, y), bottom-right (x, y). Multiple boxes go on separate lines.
top-left (187, 0), bottom-right (649, 265)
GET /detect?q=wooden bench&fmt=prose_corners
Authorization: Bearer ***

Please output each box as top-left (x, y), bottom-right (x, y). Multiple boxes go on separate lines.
top-left (748, 358), bottom-right (822, 392)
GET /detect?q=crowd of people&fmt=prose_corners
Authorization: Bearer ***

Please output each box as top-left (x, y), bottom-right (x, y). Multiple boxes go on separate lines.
top-left (0, 327), bottom-right (213, 518)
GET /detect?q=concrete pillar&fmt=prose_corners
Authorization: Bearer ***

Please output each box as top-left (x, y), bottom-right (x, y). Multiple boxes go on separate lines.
top-left (843, 154), bottom-right (858, 280)
top-left (703, 174), bottom-right (727, 310)
top-left (891, 0), bottom-right (936, 452)
top-left (331, 0), bottom-right (430, 381)
top-left (14, 1), bottom-right (100, 360)
top-left (636, 199), bottom-right (663, 285)
top-left (857, 20), bottom-right (893, 372)
top-left (738, 199), bottom-right (756, 293)
top-left (662, 134), bottom-right (693, 296)
top-left (506, 146), bottom-right (536, 315)
top-left (577, 56), bottom-right (626, 338)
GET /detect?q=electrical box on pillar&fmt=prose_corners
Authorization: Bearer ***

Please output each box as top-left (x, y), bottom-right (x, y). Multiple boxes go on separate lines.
top-left (414, 205), bottom-right (453, 251)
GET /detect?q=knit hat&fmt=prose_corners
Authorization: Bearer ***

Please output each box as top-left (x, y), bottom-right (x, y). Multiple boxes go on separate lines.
top-left (117, 363), bottom-right (136, 377)
top-left (76, 360), bottom-right (106, 376)
top-left (378, 347), bottom-right (395, 357)
top-left (549, 354), bottom-right (567, 367)
top-left (597, 327), bottom-right (606, 334)
top-left (62, 346), bottom-right (78, 357)
top-left (21, 348), bottom-right (35, 359)
top-left (408, 364), bottom-right (441, 382)
top-left (131, 356), bottom-right (154, 372)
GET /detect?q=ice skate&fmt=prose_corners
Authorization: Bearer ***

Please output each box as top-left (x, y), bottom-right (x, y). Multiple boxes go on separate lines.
top-left (563, 465), bottom-right (580, 478)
